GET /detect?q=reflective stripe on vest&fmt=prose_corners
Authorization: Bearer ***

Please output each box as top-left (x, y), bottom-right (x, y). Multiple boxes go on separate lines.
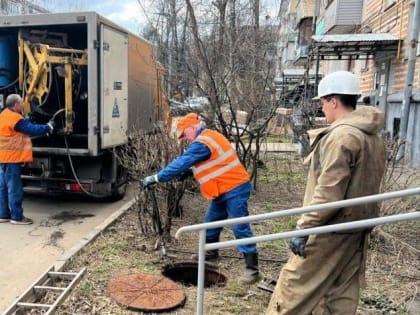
top-left (0, 137), bottom-right (32, 150)
top-left (193, 134), bottom-right (236, 170)
top-left (192, 134), bottom-right (239, 182)
top-left (192, 129), bottom-right (249, 199)
top-left (0, 109), bottom-right (33, 163)
top-left (193, 147), bottom-right (236, 175)
top-left (195, 135), bottom-right (224, 155)
top-left (196, 158), bottom-right (241, 185)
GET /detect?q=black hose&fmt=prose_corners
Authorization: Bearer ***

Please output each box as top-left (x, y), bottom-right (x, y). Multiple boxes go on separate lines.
top-left (148, 187), bottom-right (164, 236)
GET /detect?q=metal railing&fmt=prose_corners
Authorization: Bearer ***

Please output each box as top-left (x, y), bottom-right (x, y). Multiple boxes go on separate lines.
top-left (175, 187), bottom-right (420, 315)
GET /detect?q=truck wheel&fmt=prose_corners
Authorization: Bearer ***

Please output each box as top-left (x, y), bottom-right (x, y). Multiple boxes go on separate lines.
top-left (109, 166), bottom-right (128, 201)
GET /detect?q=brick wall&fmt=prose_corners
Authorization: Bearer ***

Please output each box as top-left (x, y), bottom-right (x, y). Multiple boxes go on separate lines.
top-left (319, 0), bottom-right (420, 96)
top-left (359, 0), bottom-right (420, 95)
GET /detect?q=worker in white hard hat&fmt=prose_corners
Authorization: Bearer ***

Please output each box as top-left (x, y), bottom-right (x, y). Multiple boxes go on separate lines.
top-left (266, 71), bottom-right (387, 315)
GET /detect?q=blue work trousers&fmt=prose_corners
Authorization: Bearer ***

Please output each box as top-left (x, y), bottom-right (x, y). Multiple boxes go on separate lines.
top-left (0, 163), bottom-right (24, 220)
top-left (204, 181), bottom-right (257, 254)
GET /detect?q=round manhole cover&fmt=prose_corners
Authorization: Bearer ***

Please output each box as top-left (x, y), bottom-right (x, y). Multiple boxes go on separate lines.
top-left (108, 272), bottom-right (186, 312)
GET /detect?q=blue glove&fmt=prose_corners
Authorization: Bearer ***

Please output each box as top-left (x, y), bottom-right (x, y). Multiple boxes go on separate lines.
top-left (142, 174), bottom-right (158, 188)
top-left (289, 228), bottom-right (309, 257)
top-left (46, 119), bottom-right (55, 133)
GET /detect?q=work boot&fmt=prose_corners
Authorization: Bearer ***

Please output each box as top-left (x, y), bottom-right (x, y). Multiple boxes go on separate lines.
top-left (191, 236), bottom-right (220, 262)
top-left (0, 216), bottom-right (10, 223)
top-left (10, 216), bottom-right (33, 225)
top-left (238, 252), bottom-right (262, 285)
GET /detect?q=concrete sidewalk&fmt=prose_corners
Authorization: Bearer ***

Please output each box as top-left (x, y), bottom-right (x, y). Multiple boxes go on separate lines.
top-left (0, 185), bottom-right (136, 313)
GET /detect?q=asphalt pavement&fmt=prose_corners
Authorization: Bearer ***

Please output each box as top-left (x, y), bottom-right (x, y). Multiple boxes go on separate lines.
top-left (0, 184), bottom-right (136, 312)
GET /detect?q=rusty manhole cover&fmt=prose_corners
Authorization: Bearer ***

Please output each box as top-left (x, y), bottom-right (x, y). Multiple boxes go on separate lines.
top-left (108, 272), bottom-right (186, 312)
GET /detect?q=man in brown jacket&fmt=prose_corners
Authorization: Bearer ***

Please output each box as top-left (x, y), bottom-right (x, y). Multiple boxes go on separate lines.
top-left (266, 71), bottom-right (386, 314)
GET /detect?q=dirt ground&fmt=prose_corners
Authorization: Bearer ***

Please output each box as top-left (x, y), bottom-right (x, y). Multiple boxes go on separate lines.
top-left (38, 152), bottom-right (419, 314)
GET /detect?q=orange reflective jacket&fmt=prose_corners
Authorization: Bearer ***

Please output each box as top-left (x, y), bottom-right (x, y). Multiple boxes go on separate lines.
top-left (192, 129), bottom-right (249, 199)
top-left (0, 109), bottom-right (33, 163)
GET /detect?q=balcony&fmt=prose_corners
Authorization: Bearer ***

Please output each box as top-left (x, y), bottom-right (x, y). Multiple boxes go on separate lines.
top-left (316, 0), bottom-right (363, 35)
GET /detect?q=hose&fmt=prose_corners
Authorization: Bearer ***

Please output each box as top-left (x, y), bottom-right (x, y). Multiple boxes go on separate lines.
top-left (146, 185), bottom-right (167, 256)
top-left (51, 108), bottom-right (65, 120)
top-left (0, 77), bottom-right (18, 91)
top-left (29, 108), bottom-right (66, 140)
top-left (51, 76), bottom-right (105, 199)
top-left (63, 134), bottom-right (106, 198)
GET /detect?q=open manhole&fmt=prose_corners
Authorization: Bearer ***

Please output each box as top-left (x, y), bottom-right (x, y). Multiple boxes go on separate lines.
top-left (108, 272), bottom-right (186, 312)
top-left (162, 261), bottom-right (228, 287)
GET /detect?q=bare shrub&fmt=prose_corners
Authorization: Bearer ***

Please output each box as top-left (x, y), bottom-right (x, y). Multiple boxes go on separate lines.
top-left (116, 126), bottom-right (190, 243)
top-left (380, 139), bottom-right (420, 215)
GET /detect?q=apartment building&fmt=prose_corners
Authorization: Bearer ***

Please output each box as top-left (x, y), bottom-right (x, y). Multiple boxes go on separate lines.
top-left (0, 0), bottom-right (48, 15)
top-left (277, 0), bottom-right (420, 166)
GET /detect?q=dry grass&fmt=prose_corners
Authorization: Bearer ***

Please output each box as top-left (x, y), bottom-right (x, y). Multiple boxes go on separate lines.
top-left (39, 152), bottom-right (419, 314)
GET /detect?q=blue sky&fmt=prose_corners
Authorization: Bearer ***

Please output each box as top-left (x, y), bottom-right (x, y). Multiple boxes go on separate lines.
top-left (43, 0), bottom-right (280, 35)
top-left (43, 0), bottom-right (144, 34)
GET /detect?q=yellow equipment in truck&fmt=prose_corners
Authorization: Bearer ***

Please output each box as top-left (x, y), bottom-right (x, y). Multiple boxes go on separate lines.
top-left (0, 12), bottom-right (170, 200)
top-left (18, 31), bottom-right (87, 134)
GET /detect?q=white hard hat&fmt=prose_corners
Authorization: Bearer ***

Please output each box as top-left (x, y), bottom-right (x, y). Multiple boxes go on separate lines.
top-left (315, 71), bottom-right (361, 99)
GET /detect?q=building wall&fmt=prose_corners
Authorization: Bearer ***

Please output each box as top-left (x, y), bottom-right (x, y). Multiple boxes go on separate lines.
top-left (295, 0), bottom-right (314, 22)
top-left (0, 0), bottom-right (48, 15)
top-left (387, 94), bottom-right (420, 167)
top-left (289, 0), bottom-right (420, 165)
top-left (358, 0), bottom-right (420, 166)
top-left (319, 0), bottom-right (419, 96)
top-left (359, 0), bottom-right (420, 96)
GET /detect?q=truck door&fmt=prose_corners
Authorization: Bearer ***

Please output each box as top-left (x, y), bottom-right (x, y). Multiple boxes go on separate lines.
top-left (100, 25), bottom-right (128, 148)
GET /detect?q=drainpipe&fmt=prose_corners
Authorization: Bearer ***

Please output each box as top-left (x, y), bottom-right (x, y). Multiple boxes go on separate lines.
top-left (397, 0), bottom-right (420, 161)
top-left (312, 0), bottom-right (319, 35)
top-left (313, 0), bottom-right (320, 87)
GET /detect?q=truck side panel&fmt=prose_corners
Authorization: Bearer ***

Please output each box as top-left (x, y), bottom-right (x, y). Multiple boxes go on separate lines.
top-left (0, 12), bottom-right (166, 198)
top-left (100, 24), bottom-right (128, 148)
top-left (127, 33), bottom-right (156, 132)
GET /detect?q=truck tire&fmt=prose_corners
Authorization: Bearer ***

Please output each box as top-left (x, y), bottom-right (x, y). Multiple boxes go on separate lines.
top-left (109, 166), bottom-right (128, 201)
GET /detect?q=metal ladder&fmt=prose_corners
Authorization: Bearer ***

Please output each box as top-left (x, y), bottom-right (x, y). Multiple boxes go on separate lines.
top-left (3, 265), bottom-right (86, 315)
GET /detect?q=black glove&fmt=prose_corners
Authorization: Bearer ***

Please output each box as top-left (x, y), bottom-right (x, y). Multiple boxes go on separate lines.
top-left (142, 174), bottom-right (158, 188)
top-left (178, 168), bottom-right (193, 181)
top-left (46, 119), bottom-right (55, 134)
top-left (289, 228), bottom-right (309, 257)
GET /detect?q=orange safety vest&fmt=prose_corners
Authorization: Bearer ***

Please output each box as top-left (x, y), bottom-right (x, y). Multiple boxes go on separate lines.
top-left (192, 129), bottom-right (249, 199)
top-left (0, 108), bottom-right (33, 163)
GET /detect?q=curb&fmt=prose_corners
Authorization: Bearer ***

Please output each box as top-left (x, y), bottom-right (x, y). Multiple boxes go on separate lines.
top-left (55, 197), bottom-right (137, 271)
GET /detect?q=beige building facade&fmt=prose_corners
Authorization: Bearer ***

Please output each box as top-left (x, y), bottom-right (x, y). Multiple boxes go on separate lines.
top-left (276, 0), bottom-right (420, 166)
top-left (359, 0), bottom-right (419, 97)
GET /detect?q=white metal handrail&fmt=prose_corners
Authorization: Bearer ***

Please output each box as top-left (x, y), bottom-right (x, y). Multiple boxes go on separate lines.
top-left (175, 187), bottom-right (420, 315)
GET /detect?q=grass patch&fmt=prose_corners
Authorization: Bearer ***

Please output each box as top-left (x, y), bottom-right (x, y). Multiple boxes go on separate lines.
top-left (51, 152), bottom-right (419, 314)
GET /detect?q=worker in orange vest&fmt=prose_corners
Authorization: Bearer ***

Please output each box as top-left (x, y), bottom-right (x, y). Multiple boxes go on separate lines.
top-left (0, 94), bottom-right (54, 225)
top-left (143, 113), bottom-right (262, 284)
